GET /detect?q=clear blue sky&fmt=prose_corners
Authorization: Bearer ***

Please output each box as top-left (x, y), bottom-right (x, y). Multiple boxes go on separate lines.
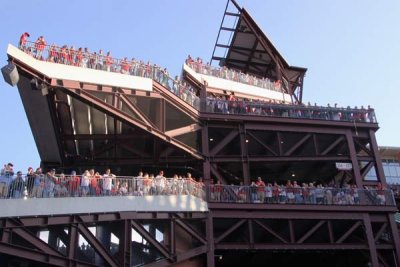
top-left (1, 0), bottom-right (399, 172)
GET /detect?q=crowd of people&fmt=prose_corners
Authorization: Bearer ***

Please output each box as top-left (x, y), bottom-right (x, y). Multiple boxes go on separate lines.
top-left (186, 55), bottom-right (284, 93)
top-left (205, 93), bottom-right (377, 123)
top-left (208, 178), bottom-right (389, 206)
top-left (0, 162), bottom-right (205, 199)
top-left (0, 162), bottom-right (391, 206)
top-left (17, 33), bottom-right (376, 124)
top-left (18, 33), bottom-right (200, 109)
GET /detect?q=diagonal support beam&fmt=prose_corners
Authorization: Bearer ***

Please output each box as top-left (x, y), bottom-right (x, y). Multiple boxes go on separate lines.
top-left (77, 223), bottom-right (119, 267)
top-left (247, 132), bottom-right (277, 156)
top-left (254, 220), bottom-right (288, 244)
top-left (335, 221), bottom-right (362, 244)
top-left (361, 161), bottom-right (374, 179)
top-left (131, 220), bottom-right (171, 261)
top-left (11, 227), bottom-right (63, 257)
top-left (321, 136), bottom-right (345, 155)
top-left (296, 220), bottom-right (326, 244)
top-left (354, 138), bottom-right (373, 156)
top-left (119, 94), bottom-right (157, 129)
top-left (210, 164), bottom-right (228, 184)
top-left (175, 219), bottom-right (207, 245)
top-left (175, 245), bottom-right (207, 262)
top-left (119, 143), bottom-right (151, 158)
top-left (61, 87), bottom-right (202, 159)
top-left (0, 242), bottom-right (97, 267)
top-left (215, 219), bottom-right (246, 244)
top-left (284, 133), bottom-right (311, 156)
top-left (373, 222), bottom-right (388, 242)
top-left (209, 130), bottom-right (239, 156)
top-left (165, 123), bottom-right (202, 138)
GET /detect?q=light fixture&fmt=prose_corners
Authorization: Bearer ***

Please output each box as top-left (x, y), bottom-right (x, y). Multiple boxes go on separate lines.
top-left (291, 173), bottom-right (295, 177)
top-left (209, 138), bottom-right (214, 142)
top-left (245, 139), bottom-right (249, 143)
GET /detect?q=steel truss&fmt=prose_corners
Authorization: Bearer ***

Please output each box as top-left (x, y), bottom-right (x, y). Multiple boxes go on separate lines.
top-left (0, 212), bottom-right (208, 267)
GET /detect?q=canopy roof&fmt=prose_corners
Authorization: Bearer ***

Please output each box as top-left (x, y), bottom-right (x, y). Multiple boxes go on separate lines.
top-left (211, 0), bottom-right (307, 103)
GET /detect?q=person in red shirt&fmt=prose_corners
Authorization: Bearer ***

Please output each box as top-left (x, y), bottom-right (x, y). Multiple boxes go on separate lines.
top-left (34, 36), bottom-right (47, 60)
top-left (104, 51), bottom-right (113, 72)
top-left (255, 177), bottom-right (266, 202)
top-left (19, 32), bottom-right (30, 51)
top-left (68, 170), bottom-right (80, 197)
top-left (120, 57), bottom-right (130, 74)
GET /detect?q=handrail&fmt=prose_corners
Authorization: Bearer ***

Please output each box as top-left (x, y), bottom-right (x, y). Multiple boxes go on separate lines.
top-left (16, 40), bottom-right (377, 123)
top-left (19, 41), bottom-right (200, 109)
top-left (201, 98), bottom-right (377, 123)
top-left (0, 173), bottom-right (204, 200)
top-left (0, 172), bottom-right (394, 206)
top-left (186, 59), bottom-right (284, 93)
top-left (206, 184), bottom-right (395, 206)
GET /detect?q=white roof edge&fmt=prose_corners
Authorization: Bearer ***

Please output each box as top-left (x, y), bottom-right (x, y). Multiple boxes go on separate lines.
top-left (7, 44), bottom-right (153, 92)
top-left (183, 63), bottom-right (291, 102)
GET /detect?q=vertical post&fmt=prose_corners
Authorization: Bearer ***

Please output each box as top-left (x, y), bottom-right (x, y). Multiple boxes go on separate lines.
top-left (68, 224), bottom-right (78, 262)
top-left (368, 129), bottom-right (386, 186)
top-left (154, 99), bottom-right (165, 132)
top-left (202, 122), bottom-right (211, 183)
top-left (363, 214), bottom-right (379, 267)
top-left (206, 212), bottom-right (215, 267)
top-left (387, 213), bottom-right (400, 266)
top-left (170, 219), bottom-right (176, 257)
top-left (121, 220), bottom-right (132, 267)
top-left (95, 225), bottom-right (112, 266)
top-left (345, 131), bottom-right (362, 188)
top-left (239, 124), bottom-right (250, 185)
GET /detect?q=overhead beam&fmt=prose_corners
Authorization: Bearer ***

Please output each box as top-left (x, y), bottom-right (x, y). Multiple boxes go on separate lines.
top-left (321, 136), bottom-right (345, 155)
top-left (215, 219), bottom-right (246, 244)
top-left (165, 123), bottom-right (202, 138)
top-left (209, 129), bottom-right (239, 156)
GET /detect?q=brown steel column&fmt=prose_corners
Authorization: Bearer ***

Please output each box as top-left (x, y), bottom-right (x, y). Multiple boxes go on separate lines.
top-left (368, 129), bottom-right (386, 186)
top-left (363, 214), bottom-right (379, 267)
top-left (206, 212), bottom-right (215, 267)
top-left (345, 131), bottom-right (362, 188)
top-left (121, 219), bottom-right (132, 267)
top-left (202, 122), bottom-right (211, 183)
top-left (154, 98), bottom-right (165, 132)
top-left (240, 124), bottom-right (250, 185)
top-left (387, 213), bottom-right (400, 266)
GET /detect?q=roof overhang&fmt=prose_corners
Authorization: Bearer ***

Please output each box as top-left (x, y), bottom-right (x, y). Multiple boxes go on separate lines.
top-left (211, 0), bottom-right (307, 103)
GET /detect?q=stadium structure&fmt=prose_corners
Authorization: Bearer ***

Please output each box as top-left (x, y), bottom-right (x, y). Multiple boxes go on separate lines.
top-left (1, 1), bottom-right (399, 266)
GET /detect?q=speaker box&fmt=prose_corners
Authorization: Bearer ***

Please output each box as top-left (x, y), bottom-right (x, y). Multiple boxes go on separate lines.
top-left (1, 63), bottom-right (19, 87)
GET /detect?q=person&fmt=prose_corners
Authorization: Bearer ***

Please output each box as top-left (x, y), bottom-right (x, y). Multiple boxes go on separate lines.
top-left (104, 52), bottom-right (113, 72)
top-left (376, 182), bottom-right (386, 205)
top-left (10, 171), bottom-right (25, 198)
top-left (80, 170), bottom-right (90, 197)
top-left (19, 32), bottom-right (30, 51)
top-left (255, 177), bottom-right (266, 203)
top-left (0, 163), bottom-right (14, 198)
top-left (43, 168), bottom-right (56, 198)
top-left (68, 170), bottom-right (80, 197)
top-left (120, 57), bottom-right (130, 74)
top-left (31, 167), bottom-right (44, 198)
top-left (34, 36), bottom-right (47, 60)
top-left (102, 169), bottom-right (114, 196)
top-left (154, 170), bottom-right (166, 195)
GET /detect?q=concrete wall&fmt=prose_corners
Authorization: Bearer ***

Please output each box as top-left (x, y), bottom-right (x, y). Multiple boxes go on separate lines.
top-left (0, 195), bottom-right (208, 218)
top-left (7, 44), bottom-right (153, 92)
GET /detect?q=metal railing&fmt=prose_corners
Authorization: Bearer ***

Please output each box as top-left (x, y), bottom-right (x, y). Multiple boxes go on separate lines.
top-left (207, 184), bottom-right (395, 206)
top-left (17, 41), bottom-right (377, 123)
top-left (19, 41), bottom-right (200, 109)
top-left (0, 173), bottom-right (205, 200)
top-left (0, 172), bottom-right (394, 206)
top-left (186, 60), bottom-right (284, 93)
top-left (201, 98), bottom-right (377, 123)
